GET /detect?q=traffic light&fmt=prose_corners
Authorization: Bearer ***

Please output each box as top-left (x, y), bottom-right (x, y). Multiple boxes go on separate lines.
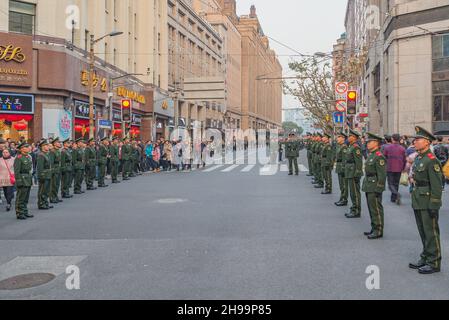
top-left (347, 90), bottom-right (357, 115)
top-left (121, 99), bottom-right (131, 122)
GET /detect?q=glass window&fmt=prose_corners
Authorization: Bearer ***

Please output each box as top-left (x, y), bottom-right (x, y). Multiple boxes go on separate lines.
top-left (444, 96), bottom-right (449, 121)
top-left (434, 96), bottom-right (442, 121)
top-left (9, 0), bottom-right (36, 35)
top-left (443, 35), bottom-right (449, 57)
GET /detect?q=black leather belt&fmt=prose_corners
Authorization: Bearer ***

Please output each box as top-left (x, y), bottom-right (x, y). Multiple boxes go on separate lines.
top-left (415, 181), bottom-right (429, 187)
top-left (366, 173), bottom-right (376, 177)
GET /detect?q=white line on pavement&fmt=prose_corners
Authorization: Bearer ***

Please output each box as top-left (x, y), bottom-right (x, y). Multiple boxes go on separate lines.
top-left (203, 165), bottom-right (224, 173)
top-left (221, 165), bottom-right (239, 172)
top-left (241, 165), bottom-right (255, 172)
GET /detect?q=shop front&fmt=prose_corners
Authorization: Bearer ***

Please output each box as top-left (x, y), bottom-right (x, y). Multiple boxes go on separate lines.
top-left (73, 100), bottom-right (100, 139)
top-left (153, 91), bottom-right (175, 140)
top-left (0, 93), bottom-right (34, 141)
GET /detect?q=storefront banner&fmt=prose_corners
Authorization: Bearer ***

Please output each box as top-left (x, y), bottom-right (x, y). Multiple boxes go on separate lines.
top-left (0, 93), bottom-right (34, 114)
top-left (112, 109), bottom-right (122, 122)
top-left (132, 113), bottom-right (142, 126)
top-left (43, 109), bottom-right (72, 140)
top-left (75, 100), bottom-right (96, 119)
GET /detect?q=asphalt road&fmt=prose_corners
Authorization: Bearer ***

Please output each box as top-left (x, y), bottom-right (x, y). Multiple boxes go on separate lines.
top-left (1, 150), bottom-right (449, 300)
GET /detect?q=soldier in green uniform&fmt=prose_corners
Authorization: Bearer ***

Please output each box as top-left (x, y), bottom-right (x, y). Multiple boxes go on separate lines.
top-left (362, 133), bottom-right (387, 239)
top-left (69, 140), bottom-right (75, 190)
top-left (409, 126), bottom-right (443, 274)
top-left (310, 134), bottom-right (319, 184)
top-left (60, 139), bottom-right (73, 199)
top-left (313, 134), bottom-right (324, 189)
top-left (110, 137), bottom-right (121, 183)
top-left (345, 129), bottom-right (363, 218)
top-left (335, 131), bottom-right (349, 207)
top-left (306, 133), bottom-right (314, 177)
top-left (122, 137), bottom-right (132, 180)
top-left (281, 133), bottom-right (300, 176)
top-left (85, 138), bottom-right (98, 190)
top-left (73, 139), bottom-right (86, 194)
top-left (14, 142), bottom-right (34, 220)
top-left (130, 141), bottom-right (139, 177)
top-left (320, 133), bottom-right (334, 194)
top-left (49, 137), bottom-right (63, 204)
top-left (98, 137), bottom-right (110, 188)
top-left (37, 139), bottom-right (53, 210)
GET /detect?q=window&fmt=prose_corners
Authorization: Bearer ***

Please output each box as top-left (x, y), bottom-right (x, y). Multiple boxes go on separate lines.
top-left (9, 0), bottom-right (36, 35)
top-left (433, 95), bottom-right (449, 122)
top-left (444, 35), bottom-right (449, 57)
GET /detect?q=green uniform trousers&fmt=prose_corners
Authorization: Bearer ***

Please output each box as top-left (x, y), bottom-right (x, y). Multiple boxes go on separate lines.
top-left (322, 166), bottom-right (332, 192)
top-left (74, 169), bottom-right (84, 192)
top-left (307, 152), bottom-right (313, 175)
top-left (85, 166), bottom-right (96, 188)
top-left (111, 160), bottom-right (119, 182)
top-left (61, 171), bottom-right (72, 196)
top-left (16, 186), bottom-right (31, 216)
top-left (347, 177), bottom-right (361, 215)
top-left (98, 164), bottom-right (106, 186)
top-left (288, 157), bottom-right (299, 174)
top-left (38, 179), bottom-right (51, 208)
top-left (338, 173), bottom-right (348, 202)
top-left (314, 160), bottom-right (323, 184)
top-left (122, 160), bottom-right (130, 179)
top-left (413, 210), bottom-right (442, 269)
top-left (50, 173), bottom-right (61, 202)
top-left (366, 193), bottom-right (384, 235)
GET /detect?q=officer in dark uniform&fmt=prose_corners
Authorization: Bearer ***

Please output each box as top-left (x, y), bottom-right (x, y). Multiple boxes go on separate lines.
top-left (345, 129), bottom-right (364, 218)
top-left (409, 126), bottom-right (443, 274)
top-left (98, 137), bottom-right (110, 187)
top-left (49, 137), bottom-right (63, 204)
top-left (85, 138), bottom-right (97, 190)
top-left (335, 131), bottom-right (349, 207)
top-left (14, 142), bottom-right (34, 220)
top-left (281, 133), bottom-right (300, 175)
top-left (37, 139), bottom-right (53, 210)
top-left (73, 139), bottom-right (86, 194)
top-left (110, 137), bottom-right (121, 183)
top-left (60, 139), bottom-right (73, 199)
top-left (362, 133), bottom-right (387, 239)
top-left (320, 133), bottom-right (334, 194)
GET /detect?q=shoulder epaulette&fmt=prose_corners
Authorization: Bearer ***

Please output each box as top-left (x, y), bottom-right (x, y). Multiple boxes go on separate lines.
top-left (17, 155), bottom-right (22, 159)
top-left (428, 153), bottom-right (436, 160)
top-left (376, 151), bottom-right (382, 157)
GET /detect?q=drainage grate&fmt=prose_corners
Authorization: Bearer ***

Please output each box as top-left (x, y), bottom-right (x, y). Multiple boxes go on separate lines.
top-left (0, 273), bottom-right (56, 290)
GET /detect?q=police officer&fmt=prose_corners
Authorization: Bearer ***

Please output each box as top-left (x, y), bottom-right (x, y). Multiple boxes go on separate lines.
top-left (14, 142), bottom-right (34, 220)
top-left (362, 133), bottom-right (387, 239)
top-left (60, 139), bottom-right (73, 199)
top-left (110, 137), bottom-right (121, 183)
top-left (85, 138), bottom-right (97, 190)
top-left (320, 133), bottom-right (334, 194)
top-left (73, 139), bottom-right (86, 195)
top-left (409, 126), bottom-right (443, 274)
top-left (98, 137), bottom-right (110, 188)
top-left (335, 131), bottom-right (349, 207)
top-left (49, 137), bottom-right (63, 204)
top-left (345, 129), bottom-right (363, 218)
top-left (37, 139), bottom-right (53, 210)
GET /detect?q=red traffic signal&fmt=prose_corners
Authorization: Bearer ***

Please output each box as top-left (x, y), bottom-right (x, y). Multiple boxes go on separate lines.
top-left (121, 99), bottom-right (131, 109)
top-left (347, 90), bottom-right (357, 115)
top-left (121, 99), bottom-right (132, 122)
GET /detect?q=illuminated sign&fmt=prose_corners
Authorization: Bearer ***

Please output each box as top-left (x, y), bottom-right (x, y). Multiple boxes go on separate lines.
top-left (0, 45), bottom-right (26, 63)
top-left (117, 86), bottom-right (146, 104)
top-left (0, 93), bottom-right (34, 114)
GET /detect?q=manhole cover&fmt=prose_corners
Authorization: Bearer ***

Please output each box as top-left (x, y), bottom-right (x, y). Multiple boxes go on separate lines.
top-left (156, 198), bottom-right (188, 204)
top-left (0, 273), bottom-right (56, 290)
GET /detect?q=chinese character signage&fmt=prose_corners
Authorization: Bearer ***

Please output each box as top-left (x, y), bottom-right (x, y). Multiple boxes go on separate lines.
top-left (0, 93), bottom-right (34, 114)
top-left (80, 70), bottom-right (108, 92)
top-left (74, 100), bottom-right (96, 119)
top-left (0, 32), bottom-right (33, 87)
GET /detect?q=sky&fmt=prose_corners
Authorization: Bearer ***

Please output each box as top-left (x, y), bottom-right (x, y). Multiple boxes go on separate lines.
top-left (235, 0), bottom-right (347, 120)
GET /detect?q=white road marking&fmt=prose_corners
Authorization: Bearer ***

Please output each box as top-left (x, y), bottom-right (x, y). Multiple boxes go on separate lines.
top-left (221, 165), bottom-right (239, 172)
top-left (203, 165), bottom-right (224, 172)
top-left (241, 165), bottom-right (255, 172)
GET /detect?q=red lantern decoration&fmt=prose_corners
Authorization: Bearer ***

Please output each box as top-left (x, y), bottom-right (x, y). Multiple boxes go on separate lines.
top-left (13, 122), bottom-right (28, 131)
top-left (74, 125), bottom-right (83, 133)
top-left (113, 129), bottom-right (122, 136)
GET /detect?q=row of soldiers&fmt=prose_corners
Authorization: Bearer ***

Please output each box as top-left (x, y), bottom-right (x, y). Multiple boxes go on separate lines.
top-left (304, 127), bottom-right (443, 275)
top-left (13, 136), bottom-right (139, 220)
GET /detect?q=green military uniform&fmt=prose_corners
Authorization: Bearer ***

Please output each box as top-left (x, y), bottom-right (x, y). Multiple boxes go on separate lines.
top-left (49, 138), bottom-right (62, 203)
top-left (131, 143), bottom-right (139, 177)
top-left (14, 143), bottom-right (34, 220)
top-left (335, 132), bottom-right (349, 206)
top-left (73, 139), bottom-right (85, 194)
top-left (98, 138), bottom-right (109, 187)
top-left (362, 133), bottom-right (387, 239)
top-left (110, 138), bottom-right (120, 183)
top-left (409, 126), bottom-right (443, 274)
top-left (121, 140), bottom-right (132, 180)
top-left (306, 134), bottom-right (314, 177)
top-left (345, 130), bottom-right (363, 218)
top-left (37, 140), bottom-right (52, 210)
top-left (320, 134), bottom-right (334, 194)
top-left (85, 139), bottom-right (97, 190)
top-left (282, 136), bottom-right (300, 175)
top-left (61, 139), bottom-right (73, 198)
top-left (314, 137), bottom-right (324, 188)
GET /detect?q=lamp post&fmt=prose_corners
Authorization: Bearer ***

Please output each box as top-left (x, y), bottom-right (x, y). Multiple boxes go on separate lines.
top-left (88, 31), bottom-right (123, 140)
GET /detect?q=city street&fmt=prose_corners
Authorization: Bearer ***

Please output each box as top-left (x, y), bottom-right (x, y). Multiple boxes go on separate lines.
top-left (1, 151), bottom-right (449, 300)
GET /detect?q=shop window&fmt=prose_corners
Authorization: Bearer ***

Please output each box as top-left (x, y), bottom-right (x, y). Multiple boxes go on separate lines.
top-left (9, 0), bottom-right (36, 35)
top-left (433, 95), bottom-right (449, 122)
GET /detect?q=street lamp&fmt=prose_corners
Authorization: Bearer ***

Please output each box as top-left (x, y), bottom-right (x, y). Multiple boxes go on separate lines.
top-left (88, 31), bottom-right (123, 139)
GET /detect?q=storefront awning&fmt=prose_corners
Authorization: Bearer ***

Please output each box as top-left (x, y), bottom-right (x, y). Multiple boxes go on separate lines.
top-left (0, 114), bottom-right (33, 122)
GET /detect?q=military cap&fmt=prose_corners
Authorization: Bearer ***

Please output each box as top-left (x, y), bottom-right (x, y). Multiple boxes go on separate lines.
top-left (100, 136), bottom-right (109, 142)
top-left (62, 138), bottom-right (71, 144)
top-left (316, 132), bottom-right (323, 138)
top-left (349, 129), bottom-right (361, 138)
top-left (75, 138), bottom-right (85, 144)
top-left (337, 131), bottom-right (348, 138)
top-left (414, 126), bottom-right (436, 142)
top-left (17, 142), bottom-right (30, 149)
top-left (323, 133), bottom-right (332, 139)
top-left (52, 137), bottom-right (60, 144)
top-left (87, 138), bottom-right (95, 143)
top-left (112, 136), bottom-right (119, 141)
top-left (39, 139), bottom-right (49, 148)
top-left (365, 132), bottom-right (383, 143)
